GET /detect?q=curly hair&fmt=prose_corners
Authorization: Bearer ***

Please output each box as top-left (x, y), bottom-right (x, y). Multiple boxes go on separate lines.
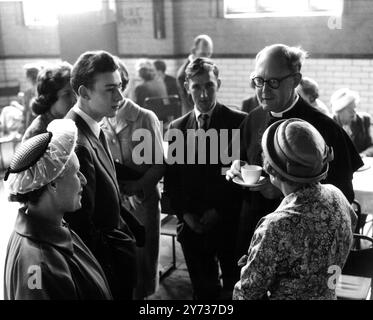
top-left (31, 62), bottom-right (72, 115)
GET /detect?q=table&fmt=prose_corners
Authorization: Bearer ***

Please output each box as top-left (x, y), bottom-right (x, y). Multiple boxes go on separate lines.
top-left (353, 157), bottom-right (373, 215)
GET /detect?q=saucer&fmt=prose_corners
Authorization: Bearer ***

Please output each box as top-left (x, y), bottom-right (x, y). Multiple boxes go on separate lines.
top-left (232, 175), bottom-right (267, 188)
top-left (357, 163), bottom-right (371, 172)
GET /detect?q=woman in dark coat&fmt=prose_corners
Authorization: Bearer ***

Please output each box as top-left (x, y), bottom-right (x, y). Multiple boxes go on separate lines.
top-left (22, 62), bottom-right (76, 141)
top-left (4, 119), bottom-right (112, 300)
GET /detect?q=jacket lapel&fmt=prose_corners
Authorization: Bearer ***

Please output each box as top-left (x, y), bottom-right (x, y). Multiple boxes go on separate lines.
top-left (68, 111), bottom-right (120, 195)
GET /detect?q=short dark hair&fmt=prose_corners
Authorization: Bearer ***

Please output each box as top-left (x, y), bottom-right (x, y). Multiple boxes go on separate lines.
top-left (154, 60), bottom-right (166, 73)
top-left (185, 57), bottom-right (219, 81)
top-left (32, 62), bottom-right (72, 115)
top-left (70, 50), bottom-right (119, 95)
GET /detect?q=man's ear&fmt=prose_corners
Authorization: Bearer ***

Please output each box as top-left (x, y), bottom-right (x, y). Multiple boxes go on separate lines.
top-left (78, 85), bottom-right (90, 100)
top-left (217, 78), bottom-right (221, 90)
top-left (293, 73), bottom-right (302, 88)
top-left (47, 181), bottom-right (58, 194)
top-left (184, 81), bottom-right (190, 94)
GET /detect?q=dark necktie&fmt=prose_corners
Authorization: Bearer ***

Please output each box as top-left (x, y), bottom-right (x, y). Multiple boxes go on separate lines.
top-left (198, 113), bottom-right (209, 130)
top-left (99, 129), bottom-right (114, 167)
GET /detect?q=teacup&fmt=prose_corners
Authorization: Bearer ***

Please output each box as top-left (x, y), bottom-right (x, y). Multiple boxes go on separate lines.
top-left (241, 164), bottom-right (262, 184)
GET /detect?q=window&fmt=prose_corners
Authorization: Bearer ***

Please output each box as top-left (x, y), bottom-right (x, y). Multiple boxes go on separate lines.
top-left (21, 0), bottom-right (115, 27)
top-left (224, 0), bottom-right (343, 18)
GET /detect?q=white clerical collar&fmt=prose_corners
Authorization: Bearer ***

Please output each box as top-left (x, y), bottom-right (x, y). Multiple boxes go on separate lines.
top-left (270, 95), bottom-right (299, 118)
top-left (194, 102), bottom-right (216, 122)
top-left (73, 104), bottom-right (101, 139)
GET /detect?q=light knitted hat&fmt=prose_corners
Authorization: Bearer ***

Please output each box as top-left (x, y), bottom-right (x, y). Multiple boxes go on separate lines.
top-left (4, 119), bottom-right (77, 194)
top-left (261, 118), bottom-right (334, 183)
top-left (330, 88), bottom-right (359, 114)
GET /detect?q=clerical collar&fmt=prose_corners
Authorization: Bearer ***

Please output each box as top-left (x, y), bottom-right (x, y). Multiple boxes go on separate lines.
top-left (270, 95), bottom-right (299, 118)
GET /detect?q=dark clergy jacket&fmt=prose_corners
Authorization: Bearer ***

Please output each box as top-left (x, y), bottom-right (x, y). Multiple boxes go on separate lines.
top-left (64, 109), bottom-right (137, 299)
top-left (240, 96), bottom-right (363, 203)
top-left (164, 103), bottom-right (246, 221)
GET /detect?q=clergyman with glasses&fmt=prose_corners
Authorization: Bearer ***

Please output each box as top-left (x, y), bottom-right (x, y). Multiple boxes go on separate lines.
top-left (226, 44), bottom-right (363, 260)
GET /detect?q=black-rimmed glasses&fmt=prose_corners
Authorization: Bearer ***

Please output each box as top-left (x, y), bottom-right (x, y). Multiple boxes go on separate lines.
top-left (251, 73), bottom-right (298, 89)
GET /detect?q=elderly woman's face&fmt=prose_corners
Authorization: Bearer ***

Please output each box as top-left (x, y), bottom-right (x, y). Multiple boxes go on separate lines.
top-left (54, 153), bottom-right (86, 213)
top-left (338, 102), bottom-right (356, 125)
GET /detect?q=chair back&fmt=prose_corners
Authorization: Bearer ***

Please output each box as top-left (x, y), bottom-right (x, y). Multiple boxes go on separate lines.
top-left (144, 95), bottom-right (181, 123)
top-left (343, 234), bottom-right (373, 278)
top-left (336, 233), bottom-right (373, 299)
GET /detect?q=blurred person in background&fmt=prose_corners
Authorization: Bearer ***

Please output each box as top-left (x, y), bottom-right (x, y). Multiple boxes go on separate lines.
top-left (153, 59), bottom-right (178, 97)
top-left (241, 74), bottom-right (259, 114)
top-left (132, 59), bottom-right (167, 108)
top-left (4, 119), bottom-right (112, 300)
top-left (101, 58), bottom-right (164, 299)
top-left (0, 100), bottom-right (24, 139)
top-left (22, 62), bottom-right (75, 141)
top-left (21, 63), bottom-right (41, 131)
top-left (296, 76), bottom-right (330, 116)
top-left (176, 34), bottom-right (213, 114)
top-left (331, 88), bottom-right (373, 157)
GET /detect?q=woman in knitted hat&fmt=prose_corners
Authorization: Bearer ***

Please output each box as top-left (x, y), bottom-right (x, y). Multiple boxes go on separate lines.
top-left (3, 119), bottom-right (112, 300)
top-left (22, 62), bottom-right (76, 142)
top-left (331, 88), bottom-right (373, 157)
top-left (233, 118), bottom-right (357, 300)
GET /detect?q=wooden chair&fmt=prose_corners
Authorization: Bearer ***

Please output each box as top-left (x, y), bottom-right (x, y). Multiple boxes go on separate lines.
top-left (336, 234), bottom-right (373, 300)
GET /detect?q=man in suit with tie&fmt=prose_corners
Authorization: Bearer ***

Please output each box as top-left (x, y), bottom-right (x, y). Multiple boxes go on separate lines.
top-left (164, 57), bottom-right (246, 299)
top-left (226, 44), bottom-right (363, 258)
top-left (64, 51), bottom-right (139, 300)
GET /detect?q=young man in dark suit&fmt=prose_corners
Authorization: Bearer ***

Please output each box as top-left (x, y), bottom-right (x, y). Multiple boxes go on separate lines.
top-left (65, 51), bottom-right (142, 300)
top-left (165, 57), bottom-right (246, 300)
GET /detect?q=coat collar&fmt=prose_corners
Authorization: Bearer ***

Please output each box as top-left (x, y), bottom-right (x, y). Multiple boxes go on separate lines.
top-left (14, 207), bottom-right (74, 255)
top-left (106, 99), bottom-right (141, 134)
top-left (66, 110), bottom-right (119, 194)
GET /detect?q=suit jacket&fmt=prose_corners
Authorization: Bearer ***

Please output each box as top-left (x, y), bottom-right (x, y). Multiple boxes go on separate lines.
top-left (164, 103), bottom-right (246, 222)
top-left (64, 109), bottom-right (137, 299)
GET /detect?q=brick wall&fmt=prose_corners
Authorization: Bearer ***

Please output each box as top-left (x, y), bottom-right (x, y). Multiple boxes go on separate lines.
top-left (172, 0), bottom-right (373, 56)
top-left (0, 1), bottom-right (59, 56)
top-left (118, 56), bottom-right (373, 116)
top-left (215, 58), bottom-right (373, 115)
top-left (0, 58), bottom-right (60, 106)
top-left (116, 0), bottom-right (175, 56)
